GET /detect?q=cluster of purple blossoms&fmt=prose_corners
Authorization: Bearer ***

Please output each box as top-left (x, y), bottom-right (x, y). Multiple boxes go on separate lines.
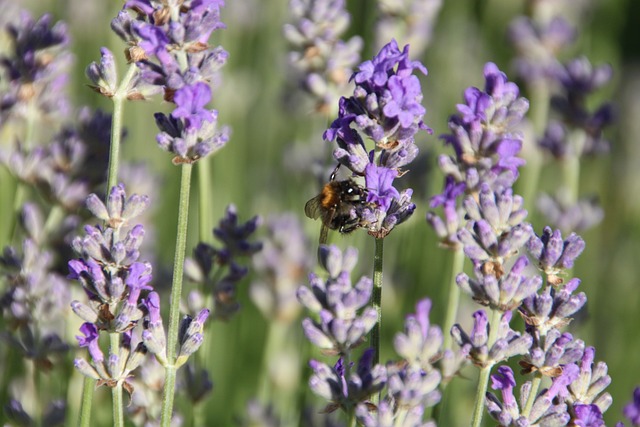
top-left (184, 205), bottom-right (262, 320)
top-left (69, 184), bottom-right (208, 391)
top-left (534, 56), bottom-right (613, 233)
top-left (298, 247), bottom-right (465, 424)
top-left (508, 15), bottom-right (577, 85)
top-left (0, 204), bottom-right (70, 353)
top-left (452, 310), bottom-right (532, 368)
top-left (298, 245), bottom-right (377, 356)
top-left (0, 8), bottom-right (115, 214)
top-left (283, 0), bottom-right (363, 114)
top-left (0, 11), bottom-right (72, 124)
top-left (0, 204), bottom-right (71, 423)
top-left (427, 62), bottom-right (529, 249)
top-left (356, 299), bottom-right (446, 426)
top-left (1, 108), bottom-right (117, 216)
top-left (297, 245), bottom-right (384, 411)
top-left (426, 61), bottom-right (616, 424)
top-left (508, 7), bottom-right (613, 234)
top-left (487, 346), bottom-right (612, 426)
top-left (86, 0), bottom-right (230, 164)
top-left (437, 62), bottom-right (529, 195)
top-left (68, 184), bottom-right (151, 391)
top-left (324, 39), bottom-right (430, 238)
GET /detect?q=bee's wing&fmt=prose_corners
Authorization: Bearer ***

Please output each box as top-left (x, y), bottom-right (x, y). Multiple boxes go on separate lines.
top-left (304, 195), bottom-right (322, 219)
top-left (319, 224), bottom-right (329, 245)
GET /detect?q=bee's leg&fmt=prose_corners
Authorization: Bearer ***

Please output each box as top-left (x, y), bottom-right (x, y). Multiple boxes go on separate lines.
top-left (339, 216), bottom-right (362, 234)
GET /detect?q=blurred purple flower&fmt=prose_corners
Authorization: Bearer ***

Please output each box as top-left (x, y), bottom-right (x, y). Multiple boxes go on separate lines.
top-left (623, 387), bottom-right (640, 426)
top-left (374, 0), bottom-right (442, 59)
top-left (573, 404), bottom-right (605, 427)
top-left (308, 348), bottom-right (386, 413)
top-left (283, 0), bottom-right (363, 113)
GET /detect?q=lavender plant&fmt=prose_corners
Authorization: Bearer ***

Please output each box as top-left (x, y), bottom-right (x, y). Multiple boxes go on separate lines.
top-left (508, 2), bottom-right (614, 233)
top-left (426, 61), bottom-right (616, 426)
top-left (323, 38), bottom-right (431, 366)
top-left (0, 1), bottom-right (633, 426)
top-left (427, 62), bottom-right (530, 352)
top-left (283, 0), bottom-right (363, 116)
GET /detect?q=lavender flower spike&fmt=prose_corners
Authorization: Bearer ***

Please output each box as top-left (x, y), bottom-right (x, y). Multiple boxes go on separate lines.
top-left (451, 310), bottom-right (532, 367)
top-left (393, 298), bottom-right (443, 371)
top-left (325, 39), bottom-right (429, 147)
top-left (297, 245), bottom-right (377, 354)
top-left (437, 62), bottom-right (529, 194)
top-left (308, 348), bottom-right (386, 413)
top-left (527, 226), bottom-right (585, 285)
top-left (283, 0), bottom-right (363, 113)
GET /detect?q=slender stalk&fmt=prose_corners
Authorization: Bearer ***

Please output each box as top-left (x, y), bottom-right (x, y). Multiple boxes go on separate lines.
top-left (112, 382), bottom-right (124, 427)
top-left (470, 308), bottom-right (502, 427)
top-left (161, 365), bottom-right (178, 426)
top-left (257, 321), bottom-right (284, 402)
top-left (109, 332), bottom-right (124, 427)
top-left (160, 163), bottom-right (193, 427)
top-left (77, 377), bottom-right (94, 427)
top-left (471, 364), bottom-right (493, 427)
top-left (197, 158), bottom-right (213, 243)
top-left (6, 99), bottom-right (37, 244)
top-left (562, 129), bottom-right (587, 207)
top-left (519, 80), bottom-right (550, 212)
top-left (442, 247), bottom-right (465, 350)
top-left (521, 374), bottom-right (543, 418)
top-left (370, 237), bottom-right (384, 367)
top-left (106, 63), bottom-right (138, 190)
top-left (347, 409), bottom-right (357, 427)
top-left (43, 205), bottom-right (65, 239)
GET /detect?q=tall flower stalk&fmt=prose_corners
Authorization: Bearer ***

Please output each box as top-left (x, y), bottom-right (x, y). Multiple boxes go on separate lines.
top-left (84, 1), bottom-right (231, 425)
top-left (283, 0), bottom-right (363, 116)
top-left (427, 62), bottom-right (530, 357)
top-left (323, 39), bottom-right (431, 366)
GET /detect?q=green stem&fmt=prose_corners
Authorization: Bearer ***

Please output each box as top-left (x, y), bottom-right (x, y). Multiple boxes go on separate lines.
top-left (257, 321), bottom-right (283, 401)
top-left (370, 237), bottom-right (384, 367)
top-left (519, 81), bottom-right (550, 212)
top-left (521, 374), bottom-right (542, 418)
top-left (43, 205), bottom-right (65, 240)
top-left (442, 247), bottom-right (465, 350)
top-left (471, 364), bottom-right (494, 427)
top-left (160, 163), bottom-right (193, 427)
top-left (562, 129), bottom-right (586, 207)
top-left (112, 382), bottom-right (124, 427)
top-left (347, 408), bottom-right (357, 427)
top-left (109, 332), bottom-right (124, 427)
top-left (106, 63), bottom-right (138, 191)
top-left (470, 308), bottom-right (502, 427)
top-left (197, 158), bottom-right (213, 243)
top-left (161, 365), bottom-right (178, 427)
top-left (77, 377), bottom-right (94, 427)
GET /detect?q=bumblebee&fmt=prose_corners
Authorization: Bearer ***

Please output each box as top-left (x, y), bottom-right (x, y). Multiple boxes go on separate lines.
top-left (304, 167), bottom-right (367, 244)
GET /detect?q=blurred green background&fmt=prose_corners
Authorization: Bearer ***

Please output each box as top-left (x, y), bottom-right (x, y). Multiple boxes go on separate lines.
top-left (2, 0), bottom-right (640, 425)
